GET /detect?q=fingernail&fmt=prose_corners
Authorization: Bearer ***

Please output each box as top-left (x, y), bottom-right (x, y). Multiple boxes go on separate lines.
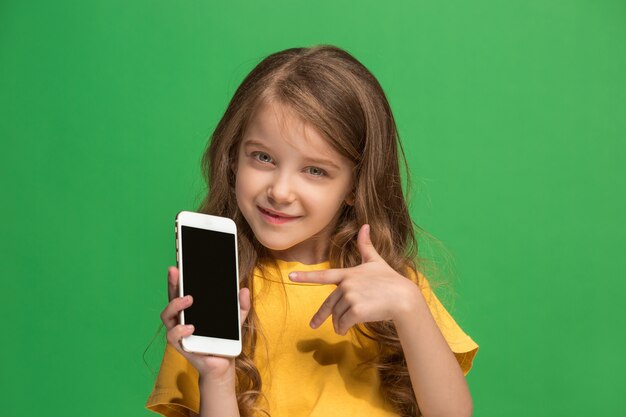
top-left (185, 325), bottom-right (194, 331)
top-left (288, 272), bottom-right (298, 281)
top-left (309, 319), bottom-right (317, 329)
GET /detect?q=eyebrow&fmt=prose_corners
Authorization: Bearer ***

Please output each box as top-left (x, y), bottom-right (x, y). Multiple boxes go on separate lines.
top-left (242, 139), bottom-right (342, 171)
top-left (304, 156), bottom-right (341, 171)
top-left (242, 139), bottom-right (268, 150)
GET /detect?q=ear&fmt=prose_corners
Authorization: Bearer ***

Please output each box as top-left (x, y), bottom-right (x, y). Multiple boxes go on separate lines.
top-left (345, 191), bottom-right (355, 206)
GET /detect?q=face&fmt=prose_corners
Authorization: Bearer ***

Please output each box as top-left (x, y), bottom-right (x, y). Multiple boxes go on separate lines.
top-left (235, 101), bottom-right (354, 264)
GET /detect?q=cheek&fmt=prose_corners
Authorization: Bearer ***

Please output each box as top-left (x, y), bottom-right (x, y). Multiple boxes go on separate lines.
top-left (234, 180), bottom-right (257, 224)
top-left (304, 187), bottom-right (348, 217)
top-left (234, 170), bottom-right (247, 205)
top-left (235, 166), bottom-right (260, 203)
top-left (234, 177), bottom-right (248, 208)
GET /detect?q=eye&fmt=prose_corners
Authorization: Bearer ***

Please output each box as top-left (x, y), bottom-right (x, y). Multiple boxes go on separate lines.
top-left (252, 152), bottom-right (273, 164)
top-left (305, 166), bottom-right (327, 177)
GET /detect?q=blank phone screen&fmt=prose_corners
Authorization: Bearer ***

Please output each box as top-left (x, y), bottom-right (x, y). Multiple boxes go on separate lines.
top-left (180, 225), bottom-right (239, 340)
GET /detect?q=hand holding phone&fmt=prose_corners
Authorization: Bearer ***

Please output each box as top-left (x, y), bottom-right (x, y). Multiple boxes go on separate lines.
top-left (160, 266), bottom-right (250, 377)
top-left (176, 211), bottom-right (242, 356)
top-left (160, 211), bottom-right (247, 361)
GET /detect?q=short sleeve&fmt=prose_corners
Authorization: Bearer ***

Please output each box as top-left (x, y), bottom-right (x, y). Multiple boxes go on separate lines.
top-left (146, 343), bottom-right (200, 417)
top-left (409, 270), bottom-right (479, 376)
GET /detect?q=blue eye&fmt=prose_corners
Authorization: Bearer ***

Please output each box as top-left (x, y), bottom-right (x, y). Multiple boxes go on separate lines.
top-left (253, 152), bottom-right (273, 164)
top-left (306, 167), bottom-right (326, 177)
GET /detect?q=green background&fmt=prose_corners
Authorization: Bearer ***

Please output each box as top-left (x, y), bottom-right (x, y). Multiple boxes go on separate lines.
top-left (1, 0), bottom-right (624, 415)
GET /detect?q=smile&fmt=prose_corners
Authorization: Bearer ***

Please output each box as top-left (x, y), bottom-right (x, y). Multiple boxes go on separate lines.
top-left (257, 206), bottom-right (301, 225)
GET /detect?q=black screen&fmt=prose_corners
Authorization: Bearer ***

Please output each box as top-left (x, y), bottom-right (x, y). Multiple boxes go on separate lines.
top-left (180, 225), bottom-right (238, 340)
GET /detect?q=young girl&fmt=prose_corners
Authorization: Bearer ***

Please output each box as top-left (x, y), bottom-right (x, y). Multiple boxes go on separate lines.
top-left (146, 45), bottom-right (478, 417)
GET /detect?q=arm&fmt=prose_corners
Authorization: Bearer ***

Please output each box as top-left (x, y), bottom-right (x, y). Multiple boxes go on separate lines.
top-left (197, 368), bottom-right (240, 417)
top-left (188, 372), bottom-right (239, 417)
top-left (392, 285), bottom-right (473, 417)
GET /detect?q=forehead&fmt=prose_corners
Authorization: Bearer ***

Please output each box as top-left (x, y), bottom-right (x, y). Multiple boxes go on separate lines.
top-left (243, 101), bottom-right (342, 161)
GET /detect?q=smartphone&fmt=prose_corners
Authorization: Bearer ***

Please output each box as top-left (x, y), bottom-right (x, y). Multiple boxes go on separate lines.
top-left (175, 211), bottom-right (241, 356)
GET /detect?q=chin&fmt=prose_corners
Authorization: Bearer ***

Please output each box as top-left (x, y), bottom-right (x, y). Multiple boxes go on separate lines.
top-left (256, 238), bottom-right (297, 252)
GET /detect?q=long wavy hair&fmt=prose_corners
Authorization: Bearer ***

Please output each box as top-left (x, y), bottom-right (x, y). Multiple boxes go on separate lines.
top-left (199, 45), bottom-right (422, 417)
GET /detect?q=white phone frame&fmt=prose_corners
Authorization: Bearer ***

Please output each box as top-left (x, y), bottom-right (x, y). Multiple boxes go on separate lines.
top-left (175, 211), bottom-right (241, 357)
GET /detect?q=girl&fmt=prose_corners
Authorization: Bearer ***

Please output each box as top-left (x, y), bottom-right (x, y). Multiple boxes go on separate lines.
top-left (147, 45), bottom-right (478, 417)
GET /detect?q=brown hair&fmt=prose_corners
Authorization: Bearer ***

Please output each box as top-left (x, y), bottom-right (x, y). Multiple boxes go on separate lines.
top-left (199, 45), bottom-right (423, 416)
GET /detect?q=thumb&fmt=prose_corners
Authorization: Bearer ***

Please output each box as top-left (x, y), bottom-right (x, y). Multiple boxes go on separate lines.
top-left (239, 287), bottom-right (252, 325)
top-left (357, 224), bottom-right (381, 263)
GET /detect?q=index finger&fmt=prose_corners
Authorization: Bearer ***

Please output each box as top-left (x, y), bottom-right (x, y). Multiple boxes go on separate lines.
top-left (167, 266), bottom-right (179, 301)
top-left (288, 268), bottom-right (344, 285)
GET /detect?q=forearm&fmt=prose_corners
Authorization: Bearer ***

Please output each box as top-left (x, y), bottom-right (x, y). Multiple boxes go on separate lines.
top-left (393, 288), bottom-right (473, 417)
top-left (198, 368), bottom-right (241, 417)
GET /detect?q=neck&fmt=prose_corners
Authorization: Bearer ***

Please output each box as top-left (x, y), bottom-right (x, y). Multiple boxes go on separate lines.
top-left (269, 236), bottom-right (329, 265)
top-left (269, 250), bottom-right (328, 265)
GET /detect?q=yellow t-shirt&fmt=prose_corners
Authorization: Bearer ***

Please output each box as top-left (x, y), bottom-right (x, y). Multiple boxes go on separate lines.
top-left (146, 260), bottom-right (479, 417)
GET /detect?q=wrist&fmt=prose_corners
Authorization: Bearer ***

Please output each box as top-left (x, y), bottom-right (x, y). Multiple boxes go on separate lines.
top-left (198, 362), bottom-right (237, 389)
top-left (391, 283), bottom-right (426, 324)
top-left (198, 366), bottom-right (240, 417)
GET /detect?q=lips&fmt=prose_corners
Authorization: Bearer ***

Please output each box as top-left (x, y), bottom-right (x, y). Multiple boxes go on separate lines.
top-left (257, 206), bottom-right (301, 225)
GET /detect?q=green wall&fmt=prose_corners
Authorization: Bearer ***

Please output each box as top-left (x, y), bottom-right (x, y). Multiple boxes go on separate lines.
top-left (1, 1), bottom-right (624, 415)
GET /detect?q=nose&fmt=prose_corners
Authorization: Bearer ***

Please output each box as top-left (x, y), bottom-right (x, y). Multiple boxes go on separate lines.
top-left (267, 172), bottom-right (295, 205)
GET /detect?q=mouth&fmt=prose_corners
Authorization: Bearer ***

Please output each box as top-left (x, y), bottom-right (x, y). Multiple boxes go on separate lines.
top-left (257, 206), bottom-right (301, 225)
